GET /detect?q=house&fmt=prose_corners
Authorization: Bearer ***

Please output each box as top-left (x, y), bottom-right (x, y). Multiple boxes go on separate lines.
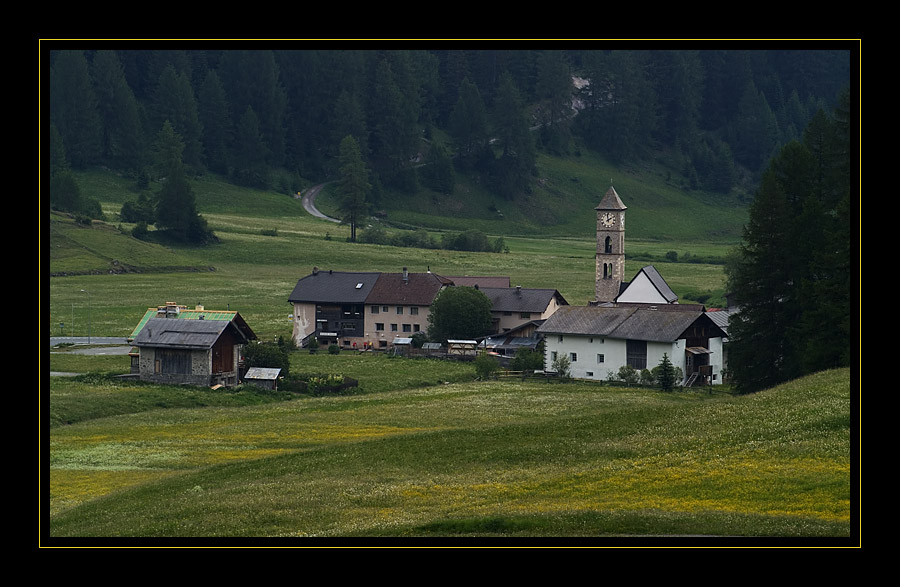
top-left (541, 186), bottom-right (730, 385)
top-left (127, 302), bottom-right (256, 377)
top-left (537, 305), bottom-right (727, 384)
top-left (131, 316), bottom-right (253, 387)
top-left (483, 319), bottom-right (546, 357)
top-left (287, 268), bottom-right (564, 350)
top-left (363, 268), bottom-right (453, 349)
top-left (288, 267), bottom-right (452, 350)
top-left (478, 285), bottom-right (567, 333)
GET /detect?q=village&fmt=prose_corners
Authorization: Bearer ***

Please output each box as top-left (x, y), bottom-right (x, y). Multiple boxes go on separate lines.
top-left (124, 187), bottom-right (733, 390)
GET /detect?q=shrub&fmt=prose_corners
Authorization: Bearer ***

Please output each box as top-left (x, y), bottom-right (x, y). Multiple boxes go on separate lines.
top-left (552, 354), bottom-right (571, 379)
top-left (243, 341), bottom-right (291, 377)
top-left (617, 364), bottom-right (639, 385)
top-left (474, 353), bottom-right (499, 379)
top-left (328, 344), bottom-right (340, 355)
top-left (511, 348), bottom-right (544, 372)
top-left (132, 221), bottom-right (149, 240)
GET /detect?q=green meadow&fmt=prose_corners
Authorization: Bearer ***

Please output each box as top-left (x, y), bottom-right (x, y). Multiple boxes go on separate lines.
top-left (48, 365), bottom-right (852, 538)
top-left (45, 165), bottom-right (854, 541)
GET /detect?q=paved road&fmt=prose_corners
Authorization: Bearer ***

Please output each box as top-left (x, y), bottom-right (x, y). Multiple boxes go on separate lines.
top-left (299, 184), bottom-right (340, 223)
top-left (50, 337), bottom-right (130, 347)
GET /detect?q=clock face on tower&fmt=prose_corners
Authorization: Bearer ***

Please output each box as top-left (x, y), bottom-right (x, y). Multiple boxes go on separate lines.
top-left (601, 212), bottom-right (616, 227)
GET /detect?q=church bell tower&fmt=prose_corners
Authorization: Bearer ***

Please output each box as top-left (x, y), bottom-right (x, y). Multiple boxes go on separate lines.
top-left (595, 186), bottom-right (627, 303)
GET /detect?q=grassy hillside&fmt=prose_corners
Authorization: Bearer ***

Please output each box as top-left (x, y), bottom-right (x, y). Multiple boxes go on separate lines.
top-left (316, 148), bottom-right (749, 241)
top-left (47, 154), bottom-right (741, 340)
top-left (48, 366), bottom-right (852, 539)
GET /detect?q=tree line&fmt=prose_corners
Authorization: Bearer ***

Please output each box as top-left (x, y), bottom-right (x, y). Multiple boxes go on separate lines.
top-left (725, 87), bottom-right (853, 393)
top-left (48, 47), bottom-right (850, 241)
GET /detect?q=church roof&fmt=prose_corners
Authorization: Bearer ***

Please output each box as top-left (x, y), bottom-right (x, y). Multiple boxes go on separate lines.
top-left (595, 186), bottom-right (627, 211)
top-left (537, 305), bottom-right (722, 343)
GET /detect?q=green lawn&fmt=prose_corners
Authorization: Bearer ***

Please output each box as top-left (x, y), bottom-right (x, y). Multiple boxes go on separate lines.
top-left (47, 366), bottom-right (853, 539)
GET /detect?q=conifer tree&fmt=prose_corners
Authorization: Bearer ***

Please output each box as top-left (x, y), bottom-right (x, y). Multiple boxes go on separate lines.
top-left (336, 136), bottom-right (370, 243)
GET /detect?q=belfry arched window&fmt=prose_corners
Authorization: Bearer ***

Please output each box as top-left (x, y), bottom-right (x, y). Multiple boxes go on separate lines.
top-left (604, 236), bottom-right (612, 254)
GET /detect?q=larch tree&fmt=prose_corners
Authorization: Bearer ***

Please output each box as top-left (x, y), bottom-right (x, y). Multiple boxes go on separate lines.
top-left (336, 135), bottom-right (371, 243)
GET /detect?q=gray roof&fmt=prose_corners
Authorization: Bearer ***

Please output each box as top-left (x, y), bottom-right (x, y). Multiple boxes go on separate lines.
top-left (705, 309), bottom-right (733, 336)
top-left (244, 367), bottom-right (282, 380)
top-left (620, 265), bottom-right (678, 304)
top-left (594, 186), bottom-right (627, 211)
top-left (479, 287), bottom-right (567, 313)
top-left (448, 276), bottom-right (511, 288)
top-left (288, 270), bottom-right (379, 304)
top-left (132, 318), bottom-right (248, 349)
top-left (537, 305), bottom-right (723, 343)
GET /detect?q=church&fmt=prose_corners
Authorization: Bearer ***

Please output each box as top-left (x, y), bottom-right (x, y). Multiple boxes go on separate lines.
top-left (537, 187), bottom-right (727, 386)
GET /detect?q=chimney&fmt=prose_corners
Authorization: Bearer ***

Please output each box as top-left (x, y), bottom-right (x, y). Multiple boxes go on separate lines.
top-left (516, 285), bottom-right (522, 296)
top-left (312, 266), bottom-right (319, 276)
top-left (402, 267), bottom-right (409, 282)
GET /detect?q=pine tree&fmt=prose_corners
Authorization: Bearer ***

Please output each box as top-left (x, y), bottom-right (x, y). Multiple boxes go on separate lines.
top-left (490, 73), bottom-right (536, 199)
top-left (50, 50), bottom-right (102, 168)
top-left (153, 121), bottom-right (213, 243)
top-left (197, 70), bottom-right (233, 174)
top-left (91, 50), bottom-right (144, 171)
top-left (336, 136), bottom-right (370, 243)
top-left (657, 353), bottom-right (676, 392)
top-left (726, 87), bottom-right (852, 393)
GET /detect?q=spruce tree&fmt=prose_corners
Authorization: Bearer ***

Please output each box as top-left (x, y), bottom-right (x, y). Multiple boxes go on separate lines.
top-left (336, 136), bottom-right (370, 243)
top-left (657, 353), bottom-right (676, 392)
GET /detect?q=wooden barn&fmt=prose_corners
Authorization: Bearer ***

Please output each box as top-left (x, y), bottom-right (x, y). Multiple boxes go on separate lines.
top-left (131, 317), bottom-right (253, 387)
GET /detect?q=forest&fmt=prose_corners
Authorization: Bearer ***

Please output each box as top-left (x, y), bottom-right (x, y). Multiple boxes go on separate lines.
top-left (47, 47), bottom-right (852, 223)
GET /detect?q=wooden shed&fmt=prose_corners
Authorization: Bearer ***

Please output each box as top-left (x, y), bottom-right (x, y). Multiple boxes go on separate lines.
top-left (132, 317), bottom-right (252, 387)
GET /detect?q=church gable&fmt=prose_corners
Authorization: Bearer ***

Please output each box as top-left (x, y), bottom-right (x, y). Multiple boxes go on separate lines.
top-left (616, 266), bottom-right (678, 304)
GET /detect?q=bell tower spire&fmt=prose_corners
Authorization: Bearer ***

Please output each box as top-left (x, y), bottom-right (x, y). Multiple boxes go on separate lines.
top-left (595, 186), bottom-right (627, 303)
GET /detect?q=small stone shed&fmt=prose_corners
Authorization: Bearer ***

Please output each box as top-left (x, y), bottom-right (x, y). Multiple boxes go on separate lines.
top-left (132, 317), bottom-right (252, 387)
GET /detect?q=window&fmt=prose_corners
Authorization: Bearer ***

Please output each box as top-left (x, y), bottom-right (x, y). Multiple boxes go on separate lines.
top-left (402, 324), bottom-right (412, 332)
top-left (391, 324), bottom-right (398, 332)
top-left (410, 307), bottom-right (419, 315)
top-left (504, 311), bottom-right (512, 316)
top-left (520, 312), bottom-right (531, 319)
top-left (570, 352), bottom-right (577, 362)
top-left (379, 341), bottom-right (387, 348)
top-left (376, 323), bottom-right (384, 331)
top-left (597, 354), bottom-right (605, 364)
top-left (550, 351), bottom-right (558, 362)
top-left (371, 306), bottom-right (379, 314)
top-left (396, 306), bottom-right (403, 315)
top-left (558, 335), bottom-right (564, 343)
top-left (586, 372), bottom-right (593, 377)
top-left (413, 324), bottom-right (420, 332)
top-left (382, 306), bottom-right (389, 313)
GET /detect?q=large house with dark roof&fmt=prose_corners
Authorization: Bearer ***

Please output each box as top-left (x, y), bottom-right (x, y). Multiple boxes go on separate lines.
top-left (287, 268), bottom-right (566, 350)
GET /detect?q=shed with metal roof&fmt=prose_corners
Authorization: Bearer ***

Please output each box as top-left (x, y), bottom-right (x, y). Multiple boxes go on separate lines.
top-left (132, 317), bottom-right (251, 387)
